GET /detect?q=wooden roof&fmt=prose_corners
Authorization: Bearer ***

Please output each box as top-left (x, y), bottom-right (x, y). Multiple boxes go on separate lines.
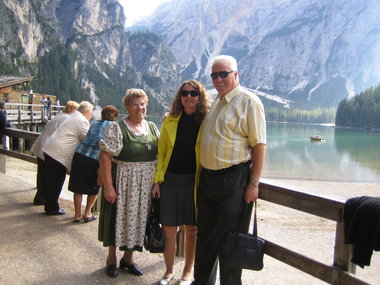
top-left (0, 76), bottom-right (34, 89)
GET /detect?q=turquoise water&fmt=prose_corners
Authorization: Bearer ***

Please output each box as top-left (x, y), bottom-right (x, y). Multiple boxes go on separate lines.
top-left (264, 123), bottom-right (380, 182)
top-left (149, 117), bottom-right (380, 183)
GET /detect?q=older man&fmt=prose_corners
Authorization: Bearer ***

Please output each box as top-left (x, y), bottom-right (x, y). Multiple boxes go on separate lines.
top-left (193, 55), bottom-right (266, 285)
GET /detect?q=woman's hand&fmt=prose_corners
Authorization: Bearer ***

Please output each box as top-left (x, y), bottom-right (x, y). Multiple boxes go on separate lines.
top-left (151, 183), bottom-right (161, 198)
top-left (104, 185), bottom-right (117, 204)
top-left (99, 150), bottom-right (116, 203)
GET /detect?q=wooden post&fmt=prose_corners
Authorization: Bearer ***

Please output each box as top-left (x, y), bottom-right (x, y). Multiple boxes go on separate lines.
top-left (30, 105), bottom-right (34, 123)
top-left (18, 105), bottom-right (22, 124)
top-left (18, 138), bottom-right (24, 153)
top-left (332, 219), bottom-right (356, 284)
top-left (0, 153), bottom-right (6, 173)
top-left (93, 187), bottom-right (101, 213)
top-left (176, 226), bottom-right (185, 257)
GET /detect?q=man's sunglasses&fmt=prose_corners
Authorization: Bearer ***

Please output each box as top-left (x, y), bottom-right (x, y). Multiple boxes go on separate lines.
top-left (210, 71), bottom-right (234, 80)
top-left (181, 90), bottom-right (199, 97)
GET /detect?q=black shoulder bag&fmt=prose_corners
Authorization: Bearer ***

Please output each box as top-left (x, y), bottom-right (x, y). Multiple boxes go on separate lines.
top-left (219, 201), bottom-right (266, 271)
top-left (144, 197), bottom-right (165, 253)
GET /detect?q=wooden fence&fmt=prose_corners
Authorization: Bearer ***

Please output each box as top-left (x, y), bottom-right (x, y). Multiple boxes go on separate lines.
top-left (0, 128), bottom-right (372, 285)
top-left (5, 103), bottom-right (64, 126)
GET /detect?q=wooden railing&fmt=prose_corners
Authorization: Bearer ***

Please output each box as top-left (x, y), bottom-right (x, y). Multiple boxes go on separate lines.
top-left (0, 128), bottom-right (371, 285)
top-left (0, 128), bottom-right (39, 167)
top-left (5, 103), bottom-right (64, 125)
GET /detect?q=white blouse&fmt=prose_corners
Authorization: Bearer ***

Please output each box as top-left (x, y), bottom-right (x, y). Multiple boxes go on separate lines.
top-left (43, 110), bottom-right (90, 170)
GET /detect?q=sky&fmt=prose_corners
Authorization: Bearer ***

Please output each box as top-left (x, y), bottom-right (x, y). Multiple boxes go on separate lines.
top-left (119, 0), bottom-right (171, 27)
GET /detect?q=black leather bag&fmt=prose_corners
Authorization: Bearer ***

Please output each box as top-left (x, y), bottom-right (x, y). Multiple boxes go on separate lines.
top-left (144, 197), bottom-right (165, 253)
top-left (219, 202), bottom-right (266, 271)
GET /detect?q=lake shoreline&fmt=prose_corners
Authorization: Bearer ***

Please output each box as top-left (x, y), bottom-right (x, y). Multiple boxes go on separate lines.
top-left (267, 120), bottom-right (380, 132)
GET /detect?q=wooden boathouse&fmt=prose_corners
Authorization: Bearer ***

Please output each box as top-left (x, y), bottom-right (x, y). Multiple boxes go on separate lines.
top-left (0, 76), bottom-right (62, 130)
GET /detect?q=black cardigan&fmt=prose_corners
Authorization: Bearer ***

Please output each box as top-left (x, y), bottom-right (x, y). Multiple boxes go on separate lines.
top-left (344, 196), bottom-right (380, 268)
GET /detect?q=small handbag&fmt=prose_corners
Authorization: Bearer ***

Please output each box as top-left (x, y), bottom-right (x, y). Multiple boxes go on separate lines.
top-left (144, 197), bottom-right (165, 253)
top-left (219, 201), bottom-right (266, 271)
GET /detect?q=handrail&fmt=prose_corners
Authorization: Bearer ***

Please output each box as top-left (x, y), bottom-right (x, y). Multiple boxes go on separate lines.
top-left (4, 103), bottom-right (64, 124)
top-left (0, 128), bottom-right (39, 163)
top-left (258, 183), bottom-right (367, 284)
top-left (0, 128), bottom-right (371, 285)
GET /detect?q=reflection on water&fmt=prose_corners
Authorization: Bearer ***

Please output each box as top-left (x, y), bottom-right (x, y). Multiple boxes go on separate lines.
top-left (264, 123), bottom-right (380, 182)
top-left (334, 128), bottom-right (380, 178)
top-left (148, 117), bottom-right (380, 183)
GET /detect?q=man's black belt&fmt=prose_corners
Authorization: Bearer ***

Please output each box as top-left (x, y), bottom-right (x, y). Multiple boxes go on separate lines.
top-left (202, 160), bottom-right (251, 175)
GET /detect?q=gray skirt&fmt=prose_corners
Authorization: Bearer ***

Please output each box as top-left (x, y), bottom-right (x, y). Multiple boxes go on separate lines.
top-left (159, 172), bottom-right (196, 226)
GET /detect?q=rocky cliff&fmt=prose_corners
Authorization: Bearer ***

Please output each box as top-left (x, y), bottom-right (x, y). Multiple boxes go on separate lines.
top-left (0, 0), bottom-right (179, 111)
top-left (138, 0), bottom-right (380, 108)
top-left (2, 0), bottom-right (379, 110)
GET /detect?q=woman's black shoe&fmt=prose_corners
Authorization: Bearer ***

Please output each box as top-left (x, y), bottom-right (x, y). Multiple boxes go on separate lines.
top-left (106, 263), bottom-right (118, 278)
top-left (119, 258), bottom-right (143, 276)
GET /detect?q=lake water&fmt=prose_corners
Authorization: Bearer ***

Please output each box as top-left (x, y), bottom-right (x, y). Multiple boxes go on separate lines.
top-left (264, 123), bottom-right (380, 182)
top-left (149, 117), bottom-right (380, 183)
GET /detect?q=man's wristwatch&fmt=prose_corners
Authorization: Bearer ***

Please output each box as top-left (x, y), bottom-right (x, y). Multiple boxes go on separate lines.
top-left (250, 180), bottom-right (260, 187)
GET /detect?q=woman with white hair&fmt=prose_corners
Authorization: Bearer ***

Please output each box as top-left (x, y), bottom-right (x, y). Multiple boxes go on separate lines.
top-left (98, 89), bottom-right (159, 278)
top-left (30, 100), bottom-right (79, 206)
top-left (42, 101), bottom-right (94, 215)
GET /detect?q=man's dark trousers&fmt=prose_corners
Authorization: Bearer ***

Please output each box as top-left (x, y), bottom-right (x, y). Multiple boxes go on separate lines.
top-left (194, 163), bottom-right (252, 285)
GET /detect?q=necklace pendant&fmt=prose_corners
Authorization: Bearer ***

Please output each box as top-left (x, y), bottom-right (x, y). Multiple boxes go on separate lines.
top-left (146, 143), bottom-right (152, 150)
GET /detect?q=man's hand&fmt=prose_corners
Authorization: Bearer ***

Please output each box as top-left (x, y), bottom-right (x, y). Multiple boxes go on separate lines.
top-left (244, 183), bottom-right (259, 203)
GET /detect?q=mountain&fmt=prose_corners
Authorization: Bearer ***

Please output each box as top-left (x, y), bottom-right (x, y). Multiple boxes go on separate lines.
top-left (137, 0), bottom-right (380, 109)
top-left (0, 0), bottom-right (179, 112)
top-left (2, 0), bottom-right (379, 112)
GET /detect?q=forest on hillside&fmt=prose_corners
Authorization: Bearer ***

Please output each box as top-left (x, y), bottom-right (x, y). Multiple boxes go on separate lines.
top-left (30, 44), bottom-right (165, 114)
top-left (265, 107), bottom-right (336, 124)
top-left (335, 84), bottom-right (380, 129)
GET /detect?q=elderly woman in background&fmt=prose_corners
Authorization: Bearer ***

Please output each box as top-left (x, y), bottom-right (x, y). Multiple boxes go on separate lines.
top-left (30, 101), bottom-right (79, 205)
top-left (42, 101), bottom-right (94, 215)
top-left (152, 80), bottom-right (210, 285)
top-left (68, 105), bottom-right (120, 223)
top-left (98, 89), bottom-right (159, 278)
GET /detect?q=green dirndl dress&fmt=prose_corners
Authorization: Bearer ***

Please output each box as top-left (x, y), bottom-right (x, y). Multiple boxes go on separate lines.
top-left (98, 118), bottom-right (158, 251)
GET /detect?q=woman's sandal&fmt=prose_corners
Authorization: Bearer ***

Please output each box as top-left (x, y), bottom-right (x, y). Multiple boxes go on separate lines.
top-left (73, 217), bottom-right (83, 223)
top-left (158, 275), bottom-right (174, 285)
top-left (84, 215), bottom-right (97, 223)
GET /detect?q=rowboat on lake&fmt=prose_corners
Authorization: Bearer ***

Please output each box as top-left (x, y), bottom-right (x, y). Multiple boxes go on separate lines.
top-left (310, 134), bottom-right (325, 141)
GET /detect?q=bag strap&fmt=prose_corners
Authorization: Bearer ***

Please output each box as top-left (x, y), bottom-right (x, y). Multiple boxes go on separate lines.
top-left (151, 197), bottom-right (160, 220)
top-left (252, 201), bottom-right (258, 238)
top-left (238, 201), bottom-right (258, 237)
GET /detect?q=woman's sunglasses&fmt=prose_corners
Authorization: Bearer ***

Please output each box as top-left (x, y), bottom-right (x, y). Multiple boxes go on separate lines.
top-left (210, 70), bottom-right (234, 80)
top-left (181, 90), bottom-right (199, 97)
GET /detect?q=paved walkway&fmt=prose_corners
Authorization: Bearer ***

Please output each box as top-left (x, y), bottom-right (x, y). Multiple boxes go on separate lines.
top-left (0, 173), bottom-right (170, 285)
top-left (1, 157), bottom-right (379, 285)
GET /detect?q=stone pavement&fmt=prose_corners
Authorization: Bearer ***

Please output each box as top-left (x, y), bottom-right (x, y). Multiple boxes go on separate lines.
top-left (0, 160), bottom-right (304, 285)
top-left (0, 173), bottom-right (171, 285)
